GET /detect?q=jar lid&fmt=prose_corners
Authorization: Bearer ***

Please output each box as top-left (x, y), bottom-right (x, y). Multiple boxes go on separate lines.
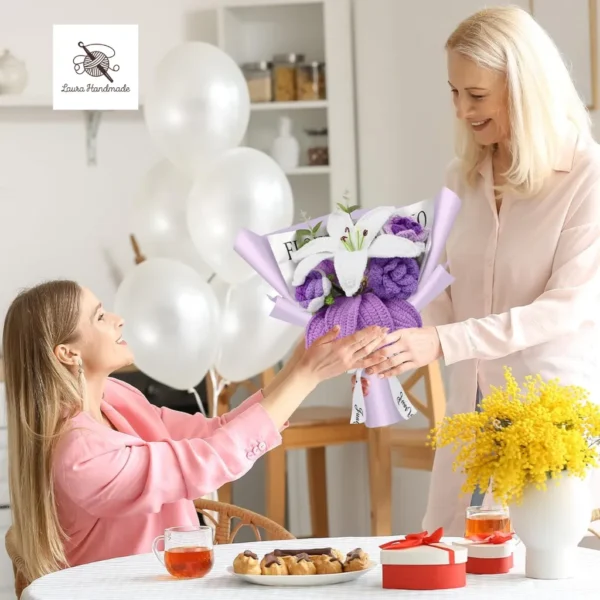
top-left (273, 53), bottom-right (305, 64)
top-left (299, 61), bottom-right (325, 68)
top-left (242, 61), bottom-right (272, 71)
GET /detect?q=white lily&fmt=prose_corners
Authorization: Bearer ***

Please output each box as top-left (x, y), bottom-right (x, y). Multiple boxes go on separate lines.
top-left (292, 206), bottom-right (426, 296)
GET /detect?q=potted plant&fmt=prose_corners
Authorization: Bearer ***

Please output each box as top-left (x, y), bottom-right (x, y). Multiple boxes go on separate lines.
top-left (430, 368), bottom-right (600, 580)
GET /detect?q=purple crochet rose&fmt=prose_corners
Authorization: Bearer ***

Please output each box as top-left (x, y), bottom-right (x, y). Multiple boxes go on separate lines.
top-left (294, 260), bottom-right (334, 313)
top-left (383, 215), bottom-right (429, 243)
top-left (367, 257), bottom-right (420, 300)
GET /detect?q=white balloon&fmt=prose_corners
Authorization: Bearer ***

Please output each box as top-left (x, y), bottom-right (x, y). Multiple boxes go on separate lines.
top-left (188, 147), bottom-right (294, 285)
top-left (132, 160), bottom-right (212, 278)
top-left (115, 258), bottom-right (220, 390)
top-left (143, 42), bottom-right (250, 175)
top-left (212, 275), bottom-right (302, 382)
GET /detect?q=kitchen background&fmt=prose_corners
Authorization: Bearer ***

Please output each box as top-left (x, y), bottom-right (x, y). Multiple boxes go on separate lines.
top-left (1, 0), bottom-right (599, 596)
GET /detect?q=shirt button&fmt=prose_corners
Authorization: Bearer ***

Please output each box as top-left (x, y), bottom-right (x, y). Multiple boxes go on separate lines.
top-left (253, 446), bottom-right (261, 455)
top-left (246, 452), bottom-right (254, 460)
top-left (259, 442), bottom-right (266, 451)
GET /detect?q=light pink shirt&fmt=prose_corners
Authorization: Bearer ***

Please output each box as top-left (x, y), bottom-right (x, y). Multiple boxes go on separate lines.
top-left (53, 378), bottom-right (282, 568)
top-left (422, 128), bottom-right (600, 534)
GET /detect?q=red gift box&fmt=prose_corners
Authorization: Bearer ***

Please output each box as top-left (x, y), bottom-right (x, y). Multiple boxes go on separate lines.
top-left (454, 532), bottom-right (515, 575)
top-left (379, 528), bottom-right (467, 590)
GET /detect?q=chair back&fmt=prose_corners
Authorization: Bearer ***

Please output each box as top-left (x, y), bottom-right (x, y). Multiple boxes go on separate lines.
top-left (195, 498), bottom-right (295, 544)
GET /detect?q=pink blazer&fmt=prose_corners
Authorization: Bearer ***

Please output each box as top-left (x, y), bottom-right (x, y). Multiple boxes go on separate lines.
top-left (53, 378), bottom-right (283, 568)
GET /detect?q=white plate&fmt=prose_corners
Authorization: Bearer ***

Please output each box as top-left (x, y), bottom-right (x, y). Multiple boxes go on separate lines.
top-left (227, 562), bottom-right (377, 587)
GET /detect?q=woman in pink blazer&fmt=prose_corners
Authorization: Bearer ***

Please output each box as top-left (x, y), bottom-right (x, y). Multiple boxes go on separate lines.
top-left (360, 6), bottom-right (600, 533)
top-left (4, 280), bottom-right (385, 583)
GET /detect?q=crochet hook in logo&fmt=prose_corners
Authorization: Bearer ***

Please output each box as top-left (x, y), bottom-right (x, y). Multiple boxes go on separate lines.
top-left (53, 25), bottom-right (138, 110)
top-left (74, 42), bottom-right (120, 82)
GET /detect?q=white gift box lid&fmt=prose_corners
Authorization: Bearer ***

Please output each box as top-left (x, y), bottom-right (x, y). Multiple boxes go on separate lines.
top-left (453, 538), bottom-right (515, 559)
top-left (381, 542), bottom-right (467, 566)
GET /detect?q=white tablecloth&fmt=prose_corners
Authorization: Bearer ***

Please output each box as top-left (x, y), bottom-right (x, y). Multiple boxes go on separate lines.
top-left (21, 536), bottom-right (600, 600)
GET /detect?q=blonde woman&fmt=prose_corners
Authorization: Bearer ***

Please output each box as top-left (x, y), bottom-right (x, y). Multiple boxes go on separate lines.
top-left (360, 6), bottom-right (600, 533)
top-left (4, 280), bottom-right (385, 583)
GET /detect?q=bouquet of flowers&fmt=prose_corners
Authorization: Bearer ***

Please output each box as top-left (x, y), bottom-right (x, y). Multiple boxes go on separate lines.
top-left (430, 367), bottom-right (600, 504)
top-left (234, 187), bottom-right (461, 427)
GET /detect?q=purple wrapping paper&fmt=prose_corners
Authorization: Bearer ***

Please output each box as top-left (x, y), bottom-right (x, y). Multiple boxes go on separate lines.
top-left (234, 187), bottom-right (461, 428)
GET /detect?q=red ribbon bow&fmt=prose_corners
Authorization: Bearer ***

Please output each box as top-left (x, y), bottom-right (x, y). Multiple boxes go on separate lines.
top-left (466, 531), bottom-right (513, 545)
top-left (379, 527), bottom-right (444, 550)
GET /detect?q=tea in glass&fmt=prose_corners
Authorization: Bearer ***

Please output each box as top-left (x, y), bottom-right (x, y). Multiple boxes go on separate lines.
top-left (465, 506), bottom-right (511, 538)
top-left (152, 525), bottom-right (214, 579)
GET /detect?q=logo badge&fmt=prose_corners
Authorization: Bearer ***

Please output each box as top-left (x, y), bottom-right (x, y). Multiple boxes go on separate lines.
top-left (53, 25), bottom-right (138, 110)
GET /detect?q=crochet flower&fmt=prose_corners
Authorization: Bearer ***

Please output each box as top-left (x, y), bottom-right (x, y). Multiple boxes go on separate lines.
top-left (292, 207), bottom-right (426, 297)
top-left (367, 257), bottom-right (420, 300)
top-left (294, 261), bottom-right (333, 313)
top-left (383, 215), bottom-right (429, 243)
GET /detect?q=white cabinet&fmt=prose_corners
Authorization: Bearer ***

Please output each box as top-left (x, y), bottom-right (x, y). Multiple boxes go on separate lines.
top-left (187, 0), bottom-right (358, 222)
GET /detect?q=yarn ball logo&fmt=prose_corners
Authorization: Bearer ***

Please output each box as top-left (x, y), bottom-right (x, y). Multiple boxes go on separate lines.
top-left (74, 42), bottom-right (120, 82)
top-left (53, 24), bottom-right (138, 111)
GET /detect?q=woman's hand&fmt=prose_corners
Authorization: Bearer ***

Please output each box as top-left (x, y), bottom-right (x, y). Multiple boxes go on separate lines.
top-left (357, 326), bottom-right (442, 377)
top-left (298, 325), bottom-right (388, 386)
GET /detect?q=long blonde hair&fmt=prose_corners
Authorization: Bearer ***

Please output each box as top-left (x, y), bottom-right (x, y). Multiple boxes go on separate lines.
top-left (446, 5), bottom-right (591, 196)
top-left (4, 280), bottom-right (84, 582)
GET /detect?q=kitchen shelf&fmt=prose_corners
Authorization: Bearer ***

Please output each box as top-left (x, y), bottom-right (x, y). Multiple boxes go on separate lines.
top-left (251, 100), bottom-right (328, 111)
top-left (0, 94), bottom-right (51, 107)
top-left (286, 166), bottom-right (330, 175)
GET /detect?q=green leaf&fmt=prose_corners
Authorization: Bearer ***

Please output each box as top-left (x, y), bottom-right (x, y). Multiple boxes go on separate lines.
top-left (325, 295), bottom-right (335, 306)
top-left (336, 202), bottom-right (350, 213)
top-left (347, 204), bottom-right (360, 213)
top-left (297, 228), bottom-right (311, 238)
top-left (312, 221), bottom-right (322, 234)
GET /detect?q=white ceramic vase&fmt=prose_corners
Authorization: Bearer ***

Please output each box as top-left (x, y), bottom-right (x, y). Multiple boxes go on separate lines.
top-left (0, 50), bottom-right (28, 94)
top-left (510, 472), bottom-right (592, 579)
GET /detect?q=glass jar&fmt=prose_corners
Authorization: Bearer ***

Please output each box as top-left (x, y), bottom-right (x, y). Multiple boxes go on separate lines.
top-left (272, 53), bottom-right (305, 101)
top-left (242, 61), bottom-right (273, 103)
top-left (305, 127), bottom-right (329, 166)
top-left (296, 62), bottom-right (326, 101)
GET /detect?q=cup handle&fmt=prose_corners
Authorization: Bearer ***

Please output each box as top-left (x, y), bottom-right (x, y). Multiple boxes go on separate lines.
top-left (152, 535), bottom-right (165, 566)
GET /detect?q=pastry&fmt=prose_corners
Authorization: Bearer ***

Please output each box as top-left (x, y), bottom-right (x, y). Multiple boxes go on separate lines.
top-left (344, 548), bottom-right (370, 572)
top-left (233, 550), bottom-right (261, 575)
top-left (260, 553), bottom-right (289, 575)
top-left (315, 556), bottom-right (343, 575)
top-left (288, 553), bottom-right (317, 575)
top-left (331, 548), bottom-right (345, 563)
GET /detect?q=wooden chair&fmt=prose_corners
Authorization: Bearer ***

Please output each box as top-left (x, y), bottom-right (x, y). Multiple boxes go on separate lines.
top-left (210, 367), bottom-right (391, 537)
top-left (195, 498), bottom-right (295, 544)
top-left (389, 361), bottom-right (446, 470)
top-left (210, 364), bottom-right (444, 539)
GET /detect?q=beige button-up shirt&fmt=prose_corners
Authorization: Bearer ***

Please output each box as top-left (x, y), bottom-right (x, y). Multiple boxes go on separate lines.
top-left (423, 128), bottom-right (600, 534)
